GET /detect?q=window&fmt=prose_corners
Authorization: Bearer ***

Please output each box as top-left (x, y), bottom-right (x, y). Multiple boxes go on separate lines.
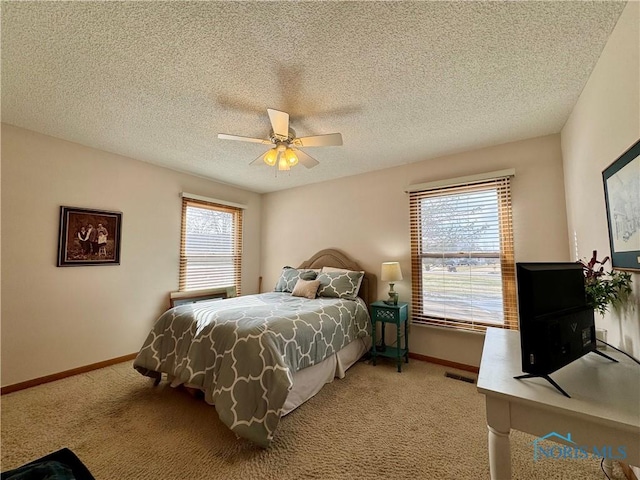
top-left (409, 175), bottom-right (517, 332)
top-left (179, 198), bottom-right (243, 294)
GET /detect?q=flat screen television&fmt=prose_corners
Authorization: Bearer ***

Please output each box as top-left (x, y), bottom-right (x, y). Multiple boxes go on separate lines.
top-left (515, 262), bottom-right (616, 397)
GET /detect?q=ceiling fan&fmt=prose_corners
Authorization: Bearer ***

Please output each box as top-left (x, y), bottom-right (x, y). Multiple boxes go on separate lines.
top-left (218, 108), bottom-right (343, 171)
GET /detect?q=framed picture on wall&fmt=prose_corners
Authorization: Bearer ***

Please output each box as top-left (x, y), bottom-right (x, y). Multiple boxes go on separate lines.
top-left (602, 139), bottom-right (640, 272)
top-left (57, 206), bottom-right (122, 266)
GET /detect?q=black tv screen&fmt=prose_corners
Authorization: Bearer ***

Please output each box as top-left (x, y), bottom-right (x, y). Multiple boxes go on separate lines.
top-left (514, 262), bottom-right (617, 397)
top-left (516, 262), bottom-right (587, 317)
top-left (516, 262), bottom-right (594, 376)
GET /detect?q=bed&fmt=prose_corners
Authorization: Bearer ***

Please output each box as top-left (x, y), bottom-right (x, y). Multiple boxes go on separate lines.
top-left (133, 249), bottom-right (376, 447)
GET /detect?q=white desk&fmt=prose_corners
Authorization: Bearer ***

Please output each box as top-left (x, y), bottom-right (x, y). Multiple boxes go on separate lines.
top-left (477, 327), bottom-right (640, 480)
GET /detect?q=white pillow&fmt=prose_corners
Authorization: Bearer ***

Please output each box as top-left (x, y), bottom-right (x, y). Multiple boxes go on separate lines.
top-left (322, 266), bottom-right (363, 274)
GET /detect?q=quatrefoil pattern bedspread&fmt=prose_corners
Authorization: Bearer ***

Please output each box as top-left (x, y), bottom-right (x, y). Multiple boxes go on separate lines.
top-left (133, 292), bottom-right (370, 447)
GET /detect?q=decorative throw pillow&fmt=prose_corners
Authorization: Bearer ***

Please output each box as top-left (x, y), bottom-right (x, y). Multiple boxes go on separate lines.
top-left (316, 271), bottom-right (365, 300)
top-left (320, 267), bottom-right (365, 296)
top-left (291, 279), bottom-right (321, 299)
top-left (274, 267), bottom-right (318, 293)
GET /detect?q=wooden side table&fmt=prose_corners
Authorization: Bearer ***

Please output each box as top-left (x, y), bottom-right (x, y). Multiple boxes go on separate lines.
top-left (370, 300), bottom-right (409, 372)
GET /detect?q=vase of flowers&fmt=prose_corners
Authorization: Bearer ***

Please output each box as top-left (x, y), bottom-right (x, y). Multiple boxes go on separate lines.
top-left (578, 250), bottom-right (632, 315)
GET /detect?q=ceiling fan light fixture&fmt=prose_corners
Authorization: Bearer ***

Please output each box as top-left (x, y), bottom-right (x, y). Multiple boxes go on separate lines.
top-left (285, 148), bottom-right (298, 166)
top-left (278, 156), bottom-right (290, 171)
top-left (263, 148), bottom-right (278, 166)
top-left (218, 108), bottom-right (342, 172)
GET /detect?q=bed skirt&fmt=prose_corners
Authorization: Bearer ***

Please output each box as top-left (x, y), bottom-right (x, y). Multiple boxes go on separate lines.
top-left (166, 335), bottom-right (371, 416)
top-left (282, 335), bottom-right (371, 415)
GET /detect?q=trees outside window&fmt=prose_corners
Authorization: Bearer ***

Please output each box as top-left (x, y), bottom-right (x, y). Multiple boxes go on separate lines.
top-left (409, 177), bottom-right (517, 332)
top-left (179, 199), bottom-right (242, 294)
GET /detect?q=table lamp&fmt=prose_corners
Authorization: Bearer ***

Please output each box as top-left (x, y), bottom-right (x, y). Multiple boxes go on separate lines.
top-left (381, 261), bottom-right (403, 305)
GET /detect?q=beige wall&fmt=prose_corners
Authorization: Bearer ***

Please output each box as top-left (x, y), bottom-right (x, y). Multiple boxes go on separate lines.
top-left (262, 134), bottom-right (569, 367)
top-left (1, 124), bottom-right (262, 387)
top-left (6, 3), bottom-right (634, 384)
top-left (561, 2), bottom-right (640, 357)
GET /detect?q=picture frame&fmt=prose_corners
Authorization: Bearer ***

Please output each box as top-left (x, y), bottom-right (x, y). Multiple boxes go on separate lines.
top-left (602, 139), bottom-right (640, 272)
top-left (57, 206), bottom-right (122, 266)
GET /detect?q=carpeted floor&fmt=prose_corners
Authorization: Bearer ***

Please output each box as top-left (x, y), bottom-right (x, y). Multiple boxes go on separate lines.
top-left (0, 357), bottom-right (625, 479)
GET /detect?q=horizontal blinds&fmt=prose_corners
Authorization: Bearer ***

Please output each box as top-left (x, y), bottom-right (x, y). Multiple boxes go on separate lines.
top-left (180, 192), bottom-right (247, 210)
top-left (406, 169), bottom-right (516, 192)
top-left (409, 176), bottom-right (517, 332)
top-left (179, 198), bottom-right (242, 294)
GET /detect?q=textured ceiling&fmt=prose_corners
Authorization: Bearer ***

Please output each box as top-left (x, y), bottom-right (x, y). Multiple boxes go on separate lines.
top-left (1, 1), bottom-right (626, 194)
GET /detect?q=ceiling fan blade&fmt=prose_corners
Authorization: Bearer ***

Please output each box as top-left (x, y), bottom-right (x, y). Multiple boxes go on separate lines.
top-left (293, 149), bottom-right (320, 169)
top-left (249, 150), bottom-right (269, 166)
top-left (267, 108), bottom-right (290, 139)
top-left (293, 133), bottom-right (343, 147)
top-left (218, 133), bottom-right (272, 145)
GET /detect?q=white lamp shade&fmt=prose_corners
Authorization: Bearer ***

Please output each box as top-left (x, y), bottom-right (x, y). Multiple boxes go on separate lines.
top-left (381, 262), bottom-right (403, 282)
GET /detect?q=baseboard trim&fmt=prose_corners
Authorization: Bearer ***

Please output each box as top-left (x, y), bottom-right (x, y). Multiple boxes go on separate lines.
top-left (2, 352), bottom-right (478, 394)
top-left (409, 352), bottom-right (479, 374)
top-left (1, 353), bottom-right (138, 395)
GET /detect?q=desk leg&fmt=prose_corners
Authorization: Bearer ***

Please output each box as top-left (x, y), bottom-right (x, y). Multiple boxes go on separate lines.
top-left (488, 426), bottom-right (511, 479)
top-left (486, 397), bottom-right (512, 480)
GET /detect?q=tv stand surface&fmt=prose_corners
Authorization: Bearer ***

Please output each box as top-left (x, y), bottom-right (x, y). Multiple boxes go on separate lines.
top-left (478, 328), bottom-right (639, 480)
top-left (514, 349), bottom-right (619, 398)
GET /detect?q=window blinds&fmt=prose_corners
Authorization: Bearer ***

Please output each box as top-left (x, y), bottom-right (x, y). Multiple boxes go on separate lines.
top-left (409, 176), bottom-right (517, 332)
top-left (179, 198), bottom-right (243, 294)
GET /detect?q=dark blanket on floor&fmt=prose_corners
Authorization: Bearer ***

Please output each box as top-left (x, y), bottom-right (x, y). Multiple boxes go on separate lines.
top-left (1, 448), bottom-right (95, 480)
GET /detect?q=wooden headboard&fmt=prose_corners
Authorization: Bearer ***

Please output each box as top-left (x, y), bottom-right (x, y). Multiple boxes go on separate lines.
top-left (297, 248), bottom-right (377, 306)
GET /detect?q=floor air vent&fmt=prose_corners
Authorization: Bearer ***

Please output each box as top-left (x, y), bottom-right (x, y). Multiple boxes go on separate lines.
top-left (444, 372), bottom-right (476, 384)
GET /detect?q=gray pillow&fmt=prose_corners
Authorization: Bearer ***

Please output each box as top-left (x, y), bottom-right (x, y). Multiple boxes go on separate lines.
top-left (274, 267), bottom-right (318, 293)
top-left (316, 271), bottom-right (364, 300)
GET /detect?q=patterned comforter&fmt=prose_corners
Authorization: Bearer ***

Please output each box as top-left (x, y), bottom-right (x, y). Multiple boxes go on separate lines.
top-left (133, 292), bottom-right (371, 447)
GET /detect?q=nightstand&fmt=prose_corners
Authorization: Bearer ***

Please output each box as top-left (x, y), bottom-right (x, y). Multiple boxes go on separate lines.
top-left (370, 300), bottom-right (409, 372)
